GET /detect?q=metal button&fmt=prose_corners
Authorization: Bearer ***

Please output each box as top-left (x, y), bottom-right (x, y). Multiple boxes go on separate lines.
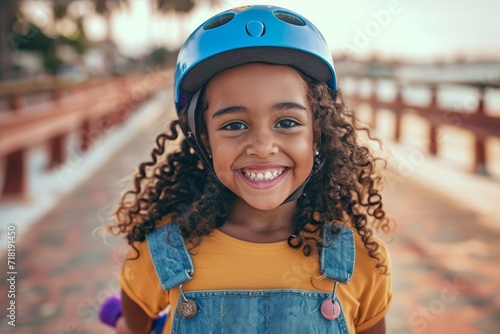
top-left (320, 298), bottom-right (340, 320)
top-left (177, 299), bottom-right (198, 318)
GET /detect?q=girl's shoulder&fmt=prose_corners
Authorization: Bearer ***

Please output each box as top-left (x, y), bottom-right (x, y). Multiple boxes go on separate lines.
top-left (124, 214), bottom-right (179, 266)
top-left (322, 223), bottom-right (390, 264)
top-left (349, 228), bottom-right (392, 281)
top-left (352, 229), bottom-right (390, 261)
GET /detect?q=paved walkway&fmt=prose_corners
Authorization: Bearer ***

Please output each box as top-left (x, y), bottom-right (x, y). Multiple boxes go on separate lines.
top-left (1, 93), bottom-right (499, 333)
top-left (383, 178), bottom-right (500, 333)
top-left (0, 92), bottom-right (176, 334)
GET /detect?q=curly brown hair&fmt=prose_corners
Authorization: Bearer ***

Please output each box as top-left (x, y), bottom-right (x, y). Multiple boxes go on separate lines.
top-left (110, 72), bottom-right (393, 274)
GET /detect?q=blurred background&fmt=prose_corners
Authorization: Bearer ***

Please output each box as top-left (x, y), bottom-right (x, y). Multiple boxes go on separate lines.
top-left (0, 0), bottom-right (499, 333)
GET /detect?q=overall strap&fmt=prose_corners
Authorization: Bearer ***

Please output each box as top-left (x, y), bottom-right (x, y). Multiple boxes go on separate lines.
top-left (147, 221), bottom-right (194, 291)
top-left (320, 223), bottom-right (355, 284)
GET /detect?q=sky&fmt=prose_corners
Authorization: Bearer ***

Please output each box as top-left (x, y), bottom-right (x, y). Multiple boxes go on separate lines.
top-left (23, 0), bottom-right (500, 62)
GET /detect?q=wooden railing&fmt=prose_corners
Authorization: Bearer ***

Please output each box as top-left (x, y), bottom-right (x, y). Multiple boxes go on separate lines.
top-left (0, 71), bottom-right (171, 200)
top-left (340, 72), bottom-right (500, 175)
top-left (0, 75), bottom-right (138, 111)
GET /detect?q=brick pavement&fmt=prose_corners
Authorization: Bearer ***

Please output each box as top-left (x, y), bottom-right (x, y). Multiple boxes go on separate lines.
top-left (1, 93), bottom-right (499, 333)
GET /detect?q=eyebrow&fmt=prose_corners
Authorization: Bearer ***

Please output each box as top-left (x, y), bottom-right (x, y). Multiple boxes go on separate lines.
top-left (212, 102), bottom-right (307, 119)
top-left (212, 106), bottom-right (247, 118)
top-left (273, 102), bottom-right (307, 112)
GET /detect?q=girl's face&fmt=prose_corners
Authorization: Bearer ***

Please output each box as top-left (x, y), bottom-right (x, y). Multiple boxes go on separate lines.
top-left (204, 63), bottom-right (316, 211)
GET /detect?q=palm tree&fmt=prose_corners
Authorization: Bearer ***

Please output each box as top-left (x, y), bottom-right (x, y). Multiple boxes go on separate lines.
top-left (157, 0), bottom-right (223, 12)
top-left (90, 0), bottom-right (129, 73)
top-left (153, 0), bottom-right (222, 48)
top-left (156, 0), bottom-right (196, 13)
top-left (0, 0), bottom-right (21, 80)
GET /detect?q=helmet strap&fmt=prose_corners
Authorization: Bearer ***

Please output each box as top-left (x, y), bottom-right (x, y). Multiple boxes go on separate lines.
top-left (186, 89), bottom-right (213, 165)
top-left (282, 174), bottom-right (309, 204)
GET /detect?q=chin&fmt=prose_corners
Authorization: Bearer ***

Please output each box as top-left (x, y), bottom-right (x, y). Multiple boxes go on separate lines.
top-left (243, 197), bottom-right (284, 211)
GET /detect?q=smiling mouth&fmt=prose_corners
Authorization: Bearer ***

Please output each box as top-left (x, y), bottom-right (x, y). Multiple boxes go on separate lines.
top-left (240, 167), bottom-right (289, 181)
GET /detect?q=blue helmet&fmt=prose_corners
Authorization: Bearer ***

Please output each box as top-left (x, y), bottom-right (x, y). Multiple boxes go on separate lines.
top-left (174, 4), bottom-right (337, 114)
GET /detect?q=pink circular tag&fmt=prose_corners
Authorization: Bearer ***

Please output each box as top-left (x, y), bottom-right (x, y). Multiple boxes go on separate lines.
top-left (320, 298), bottom-right (340, 320)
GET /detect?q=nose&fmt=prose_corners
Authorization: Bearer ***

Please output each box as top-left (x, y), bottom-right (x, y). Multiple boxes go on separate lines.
top-left (245, 128), bottom-right (278, 158)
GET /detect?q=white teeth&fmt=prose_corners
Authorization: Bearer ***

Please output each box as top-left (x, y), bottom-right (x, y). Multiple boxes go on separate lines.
top-left (241, 168), bottom-right (286, 181)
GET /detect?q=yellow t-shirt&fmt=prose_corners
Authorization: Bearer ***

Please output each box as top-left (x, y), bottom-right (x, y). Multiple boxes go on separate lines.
top-left (120, 224), bottom-right (392, 333)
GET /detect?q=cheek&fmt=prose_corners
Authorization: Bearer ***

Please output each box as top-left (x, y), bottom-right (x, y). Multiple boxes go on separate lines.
top-left (211, 140), bottom-right (238, 185)
top-left (290, 132), bottom-right (315, 166)
top-left (300, 151), bottom-right (315, 173)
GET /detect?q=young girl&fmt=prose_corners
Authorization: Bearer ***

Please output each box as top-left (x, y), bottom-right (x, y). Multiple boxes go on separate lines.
top-left (109, 5), bottom-right (393, 334)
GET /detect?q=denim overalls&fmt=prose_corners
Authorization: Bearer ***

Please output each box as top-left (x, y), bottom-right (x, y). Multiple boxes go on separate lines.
top-left (147, 222), bottom-right (355, 334)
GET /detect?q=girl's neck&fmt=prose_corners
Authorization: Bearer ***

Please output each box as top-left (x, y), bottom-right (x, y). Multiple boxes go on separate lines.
top-left (219, 199), bottom-right (297, 243)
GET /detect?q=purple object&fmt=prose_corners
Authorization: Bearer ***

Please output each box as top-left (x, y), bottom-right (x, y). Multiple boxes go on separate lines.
top-left (99, 294), bottom-right (168, 332)
top-left (99, 295), bottom-right (123, 327)
top-left (152, 313), bottom-right (168, 334)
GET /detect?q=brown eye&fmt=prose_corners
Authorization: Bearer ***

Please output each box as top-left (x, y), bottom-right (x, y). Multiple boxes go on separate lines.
top-left (222, 122), bottom-right (247, 131)
top-left (276, 119), bottom-right (299, 128)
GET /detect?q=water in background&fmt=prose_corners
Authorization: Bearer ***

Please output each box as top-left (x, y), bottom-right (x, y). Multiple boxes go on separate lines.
top-left (337, 61), bottom-right (500, 179)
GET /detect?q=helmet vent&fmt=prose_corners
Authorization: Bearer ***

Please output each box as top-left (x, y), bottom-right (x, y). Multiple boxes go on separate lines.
top-left (273, 10), bottom-right (306, 26)
top-left (204, 12), bottom-right (235, 30)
